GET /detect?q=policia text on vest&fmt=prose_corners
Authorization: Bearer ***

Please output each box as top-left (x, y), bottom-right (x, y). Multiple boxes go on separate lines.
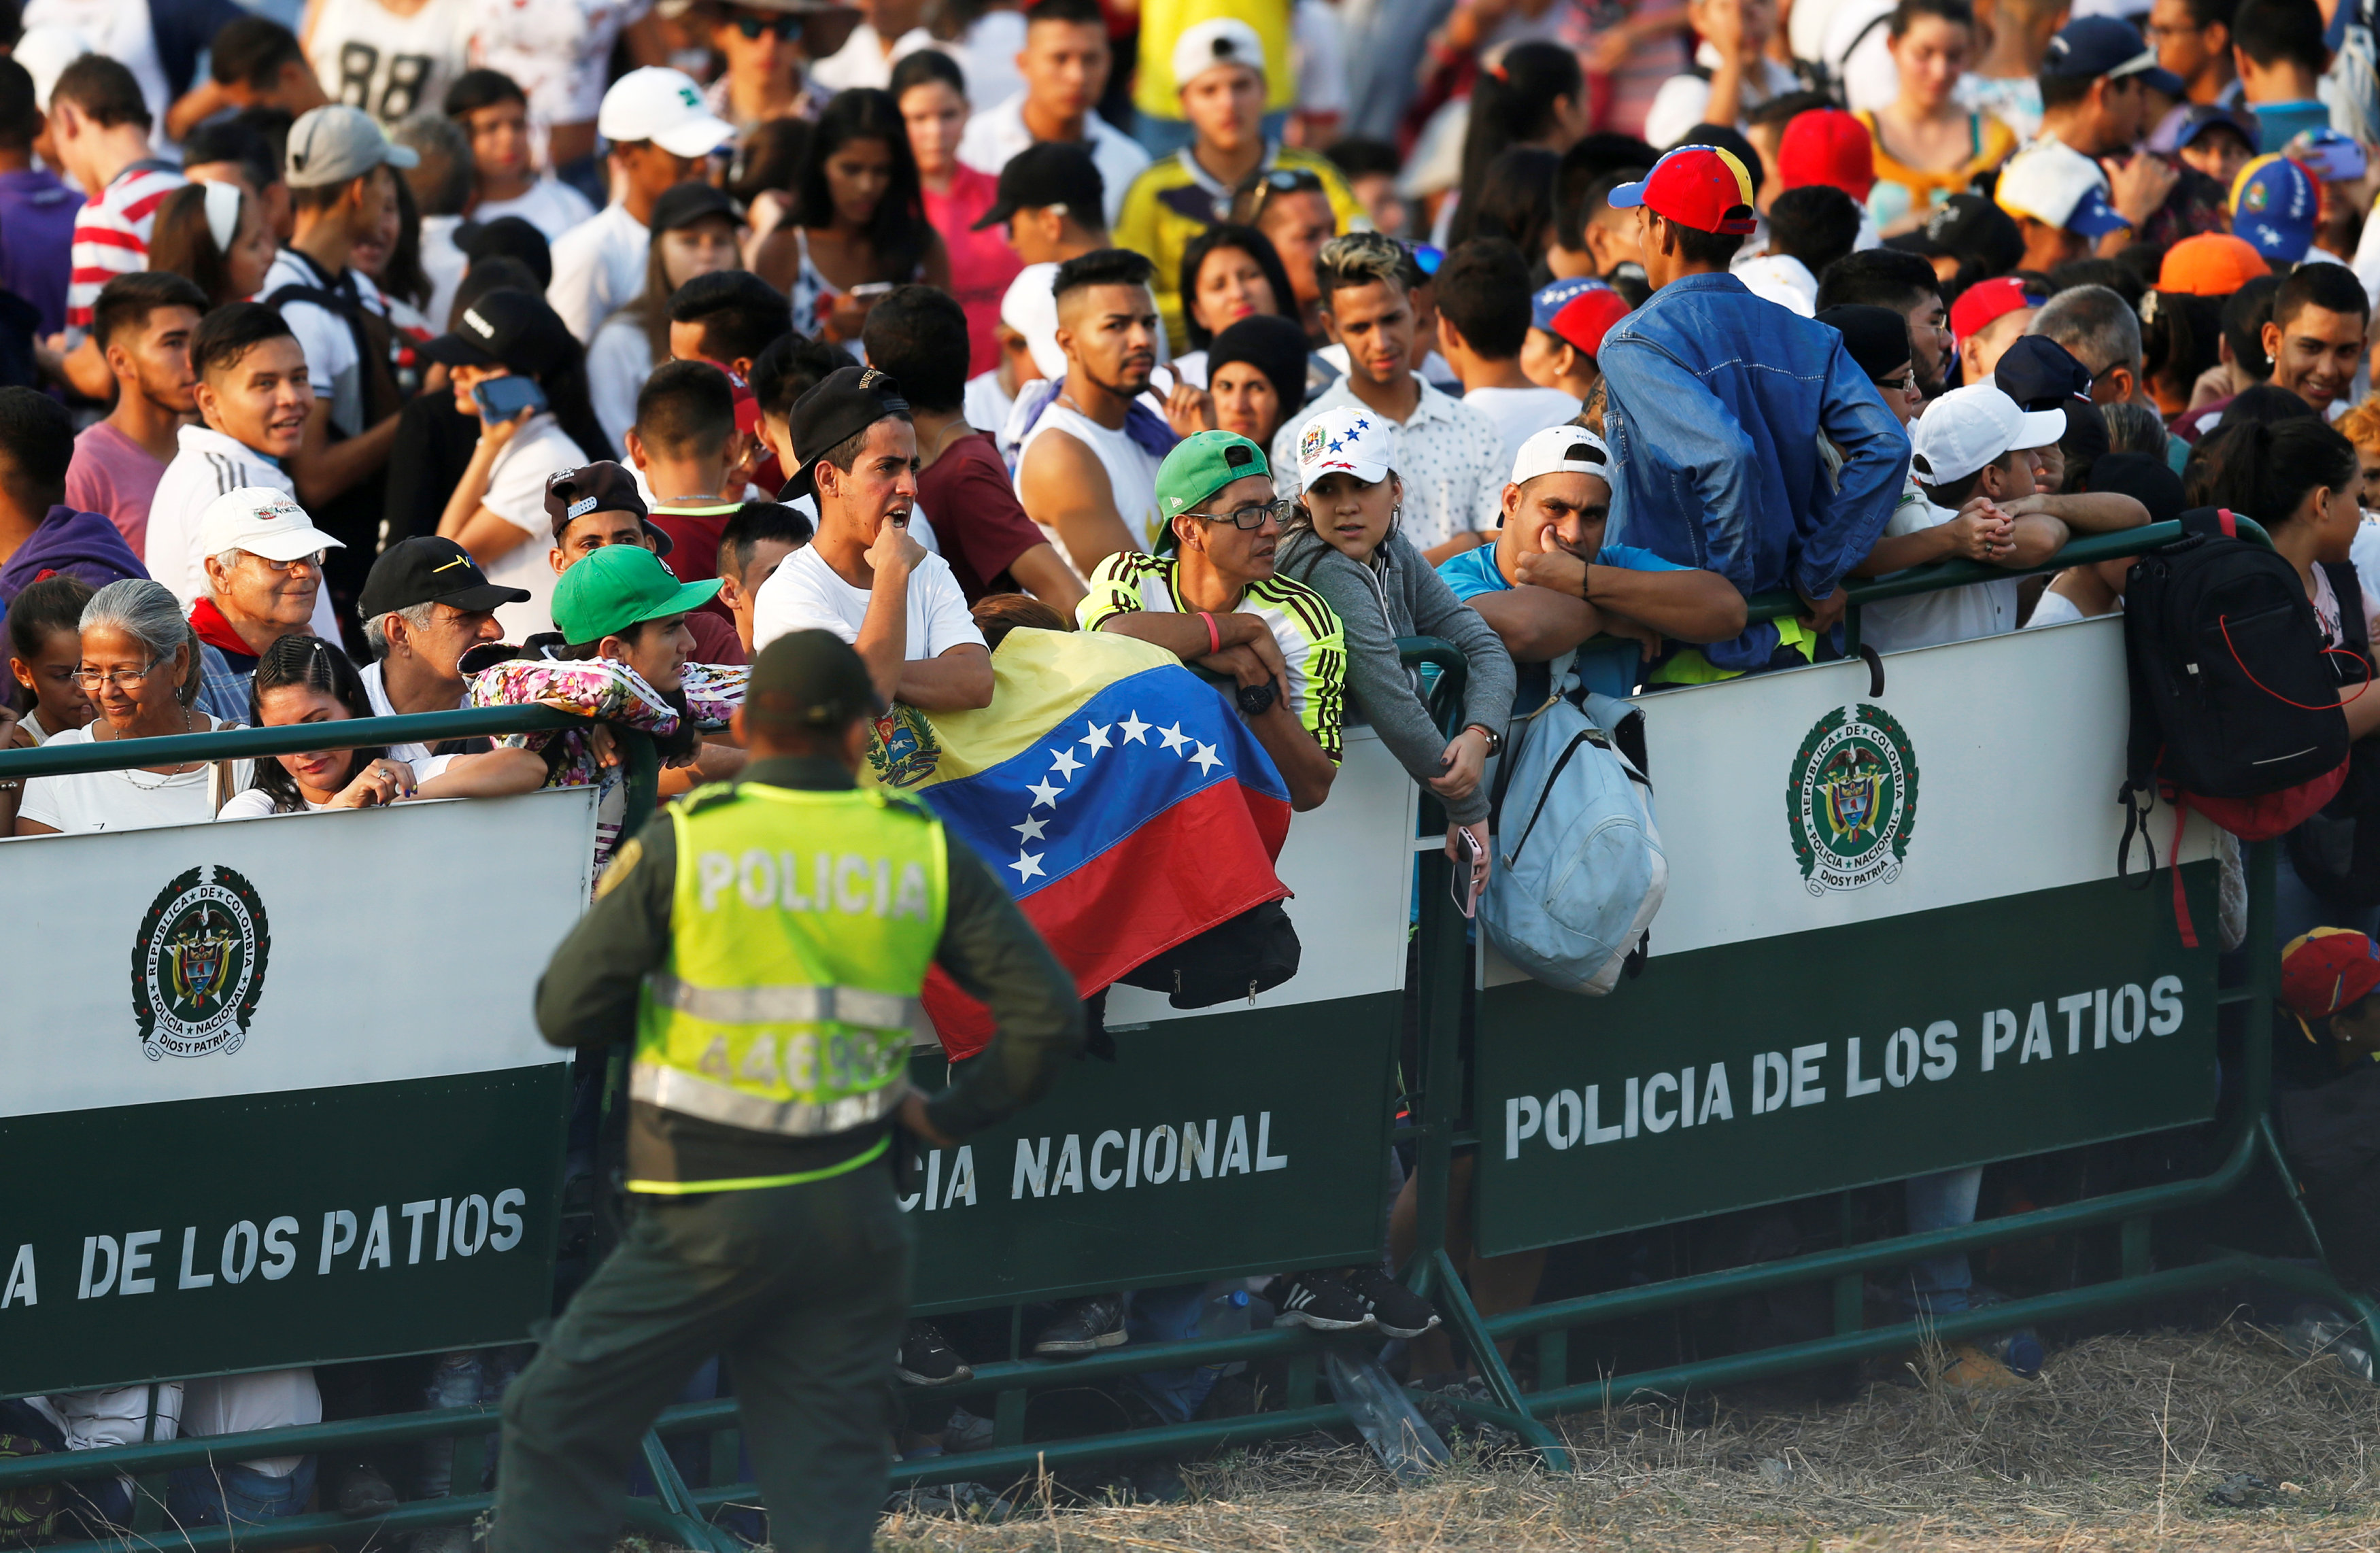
top-left (490, 748), bottom-right (1083, 1553)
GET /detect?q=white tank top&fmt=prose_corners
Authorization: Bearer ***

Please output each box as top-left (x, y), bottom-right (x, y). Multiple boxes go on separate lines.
top-left (305, 0), bottom-right (471, 123)
top-left (1015, 399), bottom-right (1163, 577)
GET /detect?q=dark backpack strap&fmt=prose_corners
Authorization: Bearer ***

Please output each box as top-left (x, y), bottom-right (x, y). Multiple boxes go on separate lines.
top-left (2325, 559), bottom-right (2373, 667)
top-left (2179, 506), bottom-right (2239, 541)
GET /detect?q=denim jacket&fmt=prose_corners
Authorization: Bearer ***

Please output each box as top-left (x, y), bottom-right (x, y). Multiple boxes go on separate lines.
top-left (1599, 272), bottom-right (1910, 672)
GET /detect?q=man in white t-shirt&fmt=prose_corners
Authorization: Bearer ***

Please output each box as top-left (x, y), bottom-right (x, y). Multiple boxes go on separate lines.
top-left (546, 68), bottom-right (731, 341)
top-left (356, 534), bottom-right (530, 765)
top-left (751, 366), bottom-right (992, 709)
top-left (1432, 239), bottom-right (1581, 477)
top-left (1859, 381), bottom-right (2146, 651)
top-left (444, 67), bottom-right (597, 241)
top-left (955, 0), bottom-right (1147, 226)
top-left (147, 303), bottom-right (344, 645)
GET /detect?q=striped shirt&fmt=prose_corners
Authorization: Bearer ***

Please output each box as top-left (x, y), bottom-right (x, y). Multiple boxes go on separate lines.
top-left (1077, 549), bottom-right (1348, 762)
top-left (65, 160), bottom-right (184, 335)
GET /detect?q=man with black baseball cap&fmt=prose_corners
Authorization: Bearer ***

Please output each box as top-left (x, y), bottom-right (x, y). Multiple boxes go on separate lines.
top-left (2036, 14), bottom-right (2224, 254)
top-left (543, 461), bottom-right (747, 663)
top-left (753, 366), bottom-right (990, 709)
top-left (356, 534), bottom-right (532, 765)
top-left (1887, 192), bottom-right (2024, 290)
top-left (500, 624), bottom-right (1081, 1553)
top-left (973, 141), bottom-right (1110, 267)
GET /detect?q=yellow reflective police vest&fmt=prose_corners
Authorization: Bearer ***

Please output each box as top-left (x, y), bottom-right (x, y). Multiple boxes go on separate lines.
top-left (630, 784), bottom-right (949, 1139)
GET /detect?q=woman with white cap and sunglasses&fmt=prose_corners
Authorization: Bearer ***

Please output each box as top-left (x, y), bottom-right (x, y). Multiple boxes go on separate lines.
top-left (1274, 402), bottom-right (1514, 881)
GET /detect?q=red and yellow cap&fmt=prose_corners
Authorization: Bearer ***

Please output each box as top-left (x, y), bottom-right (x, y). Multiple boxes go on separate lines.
top-left (1609, 145), bottom-right (1758, 236)
top-left (2281, 927), bottom-right (2380, 1031)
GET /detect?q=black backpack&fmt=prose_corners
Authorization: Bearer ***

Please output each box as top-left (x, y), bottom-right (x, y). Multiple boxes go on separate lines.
top-left (2285, 560), bottom-right (2380, 904)
top-left (2120, 508), bottom-right (2351, 938)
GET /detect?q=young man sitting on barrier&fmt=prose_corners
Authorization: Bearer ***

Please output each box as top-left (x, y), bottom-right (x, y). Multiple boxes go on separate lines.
top-left (1856, 376), bottom-right (2148, 654)
top-left (1077, 429), bottom-right (1343, 813)
top-left (1436, 426), bottom-right (1747, 704)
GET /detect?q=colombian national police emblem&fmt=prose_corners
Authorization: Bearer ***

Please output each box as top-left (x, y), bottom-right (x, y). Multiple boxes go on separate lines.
top-left (131, 866), bottom-right (271, 1059)
top-left (1786, 704), bottom-right (1919, 895)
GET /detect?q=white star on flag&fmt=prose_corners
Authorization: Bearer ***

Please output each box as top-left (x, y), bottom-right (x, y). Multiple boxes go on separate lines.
top-left (1049, 747), bottom-right (1084, 780)
top-left (1027, 778), bottom-right (1061, 808)
top-left (1190, 742), bottom-right (1222, 774)
top-left (1118, 711), bottom-right (1151, 744)
top-left (1013, 815), bottom-right (1048, 841)
top-left (1081, 721), bottom-right (1113, 752)
top-left (1157, 722), bottom-right (1190, 754)
top-left (1009, 851), bottom-right (1047, 881)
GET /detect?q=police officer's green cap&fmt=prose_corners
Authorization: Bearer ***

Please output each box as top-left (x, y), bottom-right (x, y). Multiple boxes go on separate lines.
top-left (747, 629), bottom-right (885, 732)
top-left (552, 543), bottom-right (721, 645)
top-left (1156, 430), bottom-right (1270, 522)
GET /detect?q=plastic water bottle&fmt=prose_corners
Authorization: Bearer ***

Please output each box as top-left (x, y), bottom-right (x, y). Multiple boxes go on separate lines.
top-left (1324, 1349), bottom-right (1449, 1481)
top-left (1986, 1329), bottom-right (2044, 1378)
top-left (1201, 1283), bottom-right (1252, 1378)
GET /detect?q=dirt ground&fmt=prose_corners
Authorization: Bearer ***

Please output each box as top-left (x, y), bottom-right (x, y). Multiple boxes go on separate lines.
top-left (861, 1322), bottom-right (2380, 1552)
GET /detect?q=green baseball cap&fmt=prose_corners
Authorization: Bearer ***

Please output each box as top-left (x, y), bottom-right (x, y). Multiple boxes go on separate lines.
top-left (1155, 430), bottom-right (1271, 526)
top-left (552, 543), bottom-right (722, 645)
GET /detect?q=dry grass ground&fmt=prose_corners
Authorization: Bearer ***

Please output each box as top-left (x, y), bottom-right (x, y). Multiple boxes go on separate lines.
top-left (868, 1321), bottom-right (2380, 1552)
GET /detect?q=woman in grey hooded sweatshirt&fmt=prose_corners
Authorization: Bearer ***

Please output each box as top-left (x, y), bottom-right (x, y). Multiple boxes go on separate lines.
top-left (1273, 402), bottom-right (1516, 887)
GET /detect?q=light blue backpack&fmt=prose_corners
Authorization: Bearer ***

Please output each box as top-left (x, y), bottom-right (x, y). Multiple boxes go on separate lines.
top-left (1480, 684), bottom-right (1667, 995)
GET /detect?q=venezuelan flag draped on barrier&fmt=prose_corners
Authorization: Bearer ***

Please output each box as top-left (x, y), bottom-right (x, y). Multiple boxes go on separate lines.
top-left (864, 628), bottom-right (1293, 1057)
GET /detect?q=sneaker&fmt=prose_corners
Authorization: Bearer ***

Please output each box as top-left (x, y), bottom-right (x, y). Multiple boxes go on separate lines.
top-left (897, 1320), bottom-right (974, 1386)
top-left (885, 1480), bottom-right (1010, 1520)
top-left (1345, 1268), bottom-right (1440, 1339)
top-left (1032, 1294), bottom-right (1128, 1355)
top-left (1264, 1271), bottom-right (1372, 1332)
top-left (942, 1405), bottom-right (996, 1453)
top-left (335, 1463), bottom-right (398, 1518)
top-left (1935, 1342), bottom-right (2028, 1390)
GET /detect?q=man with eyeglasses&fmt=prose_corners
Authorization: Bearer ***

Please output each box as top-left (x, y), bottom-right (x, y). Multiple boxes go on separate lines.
top-left (1112, 19), bottom-right (1358, 345)
top-left (2147, 0), bottom-right (2243, 109)
top-left (186, 485), bottom-right (346, 716)
top-left (1077, 429), bottom-right (1342, 813)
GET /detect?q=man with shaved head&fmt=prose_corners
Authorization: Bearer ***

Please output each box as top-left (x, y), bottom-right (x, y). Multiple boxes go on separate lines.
top-left (1013, 248), bottom-right (1213, 576)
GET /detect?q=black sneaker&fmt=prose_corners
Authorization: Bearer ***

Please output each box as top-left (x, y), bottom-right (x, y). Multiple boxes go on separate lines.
top-left (897, 1320), bottom-right (974, 1385)
top-left (1264, 1271), bottom-right (1372, 1331)
top-left (335, 1463), bottom-right (398, 1518)
top-left (1032, 1294), bottom-right (1128, 1355)
top-left (1345, 1267), bottom-right (1440, 1339)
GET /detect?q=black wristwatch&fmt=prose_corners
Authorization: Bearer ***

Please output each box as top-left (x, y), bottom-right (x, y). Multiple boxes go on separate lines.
top-left (1236, 681), bottom-right (1278, 717)
top-left (1464, 723), bottom-right (1503, 757)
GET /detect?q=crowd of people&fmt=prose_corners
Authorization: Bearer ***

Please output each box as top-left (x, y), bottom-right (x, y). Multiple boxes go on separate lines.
top-left (6, 0), bottom-right (2380, 1531)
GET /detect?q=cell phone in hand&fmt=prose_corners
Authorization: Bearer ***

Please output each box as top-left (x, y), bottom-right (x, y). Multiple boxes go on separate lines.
top-left (1450, 827), bottom-right (1484, 919)
top-left (473, 375), bottom-right (548, 421)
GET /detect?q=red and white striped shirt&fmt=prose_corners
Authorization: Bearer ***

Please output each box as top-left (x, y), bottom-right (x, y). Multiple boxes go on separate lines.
top-left (65, 161), bottom-right (185, 336)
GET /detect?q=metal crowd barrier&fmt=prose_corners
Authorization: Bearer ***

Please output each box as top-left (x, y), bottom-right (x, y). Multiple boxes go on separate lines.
top-left (3, 513), bottom-right (2372, 1552)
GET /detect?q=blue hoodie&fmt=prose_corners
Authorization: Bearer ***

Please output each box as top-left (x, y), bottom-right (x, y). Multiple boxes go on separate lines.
top-left (0, 505), bottom-right (147, 639)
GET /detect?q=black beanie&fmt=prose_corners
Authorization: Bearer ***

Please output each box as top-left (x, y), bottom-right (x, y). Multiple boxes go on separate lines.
top-left (1206, 313), bottom-right (1311, 416)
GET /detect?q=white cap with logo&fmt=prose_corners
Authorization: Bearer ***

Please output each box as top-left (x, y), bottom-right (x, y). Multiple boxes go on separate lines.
top-left (1510, 424), bottom-right (1610, 487)
top-left (1294, 405), bottom-right (1395, 491)
top-left (1000, 262), bottom-right (1066, 379)
top-left (1910, 383), bottom-right (2066, 487)
top-left (197, 488), bottom-right (345, 563)
top-left (598, 67), bottom-right (735, 160)
top-left (1173, 18), bottom-right (1266, 88)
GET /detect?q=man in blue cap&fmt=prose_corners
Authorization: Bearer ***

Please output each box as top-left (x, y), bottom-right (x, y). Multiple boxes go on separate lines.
top-left (2035, 15), bottom-right (2228, 251)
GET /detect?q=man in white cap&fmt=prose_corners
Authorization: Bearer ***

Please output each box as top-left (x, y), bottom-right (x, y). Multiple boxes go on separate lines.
top-left (955, 0), bottom-right (1146, 225)
top-left (976, 260), bottom-right (1061, 460)
top-left (1113, 16), bottom-right (1359, 345)
top-left (1995, 141), bottom-right (2132, 270)
top-left (186, 485), bottom-right (345, 713)
top-left (546, 67), bottom-right (732, 341)
top-left (1857, 381), bottom-right (2145, 651)
top-left (1438, 424), bottom-right (1746, 703)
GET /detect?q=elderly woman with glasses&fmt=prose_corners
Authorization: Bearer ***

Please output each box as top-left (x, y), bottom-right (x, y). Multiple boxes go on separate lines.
top-left (14, 579), bottom-right (253, 836)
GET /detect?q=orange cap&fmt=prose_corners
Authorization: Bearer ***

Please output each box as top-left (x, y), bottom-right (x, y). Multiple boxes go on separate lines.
top-left (2156, 233), bottom-right (2271, 297)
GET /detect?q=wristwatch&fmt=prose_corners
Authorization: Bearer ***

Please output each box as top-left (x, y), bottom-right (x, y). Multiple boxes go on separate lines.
top-left (1464, 723), bottom-right (1503, 757)
top-left (1236, 681), bottom-right (1278, 717)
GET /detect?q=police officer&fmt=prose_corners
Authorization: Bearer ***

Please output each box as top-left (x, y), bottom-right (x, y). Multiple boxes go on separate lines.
top-left (491, 625), bottom-right (1083, 1553)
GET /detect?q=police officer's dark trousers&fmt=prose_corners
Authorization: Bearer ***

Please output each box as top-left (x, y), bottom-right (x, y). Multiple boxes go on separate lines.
top-left (490, 1160), bottom-right (909, 1553)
